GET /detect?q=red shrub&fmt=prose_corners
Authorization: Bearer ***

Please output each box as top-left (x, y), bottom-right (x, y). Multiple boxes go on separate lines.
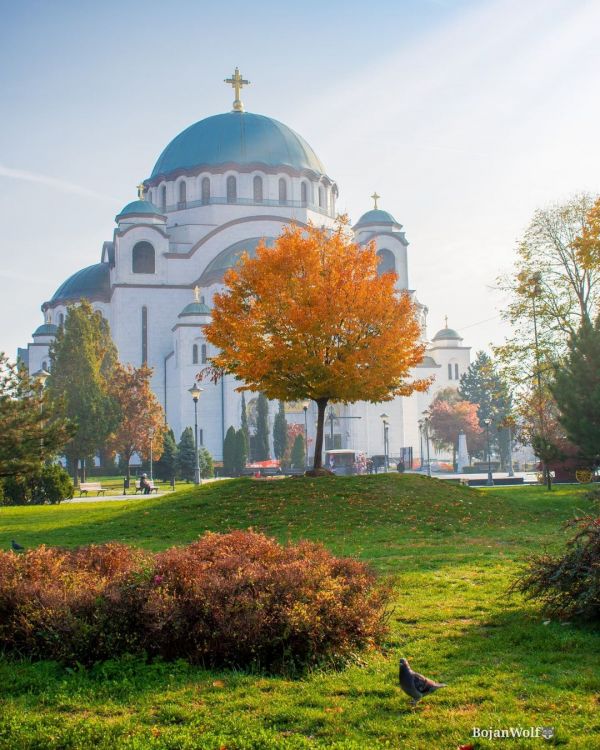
top-left (0, 532), bottom-right (390, 671)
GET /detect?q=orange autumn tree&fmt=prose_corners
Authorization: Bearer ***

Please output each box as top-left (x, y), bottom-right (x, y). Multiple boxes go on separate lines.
top-left (108, 363), bottom-right (167, 481)
top-left (204, 220), bottom-right (430, 471)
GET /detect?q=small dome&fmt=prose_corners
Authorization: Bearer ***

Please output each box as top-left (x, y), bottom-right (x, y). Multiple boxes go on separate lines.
top-left (432, 327), bottom-right (462, 342)
top-left (179, 301), bottom-right (212, 317)
top-left (354, 209), bottom-right (401, 229)
top-left (50, 263), bottom-right (111, 304)
top-left (32, 323), bottom-right (58, 337)
top-left (417, 355), bottom-right (439, 368)
top-left (116, 200), bottom-right (165, 221)
top-left (150, 111), bottom-right (327, 180)
top-left (198, 237), bottom-right (276, 286)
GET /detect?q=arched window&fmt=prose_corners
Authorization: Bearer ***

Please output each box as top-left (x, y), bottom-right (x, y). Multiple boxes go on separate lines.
top-left (301, 181), bottom-right (308, 205)
top-left (455, 363), bottom-right (459, 379)
top-left (253, 175), bottom-right (263, 202)
top-left (141, 307), bottom-right (148, 365)
top-left (278, 178), bottom-right (287, 204)
top-left (58, 313), bottom-right (64, 327)
top-left (192, 344), bottom-right (198, 364)
top-left (132, 241), bottom-right (155, 274)
top-left (201, 344), bottom-right (207, 364)
top-left (318, 186), bottom-right (324, 208)
top-left (331, 190), bottom-right (336, 215)
top-left (201, 177), bottom-right (210, 204)
top-left (226, 175), bottom-right (237, 203)
top-left (178, 181), bottom-right (186, 209)
top-left (377, 249), bottom-right (396, 275)
top-left (448, 363), bottom-right (453, 380)
top-left (160, 185), bottom-right (167, 210)
top-left (42, 360), bottom-right (48, 371)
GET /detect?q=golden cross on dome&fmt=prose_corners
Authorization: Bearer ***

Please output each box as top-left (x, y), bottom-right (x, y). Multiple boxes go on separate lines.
top-left (193, 285), bottom-right (201, 303)
top-left (137, 183), bottom-right (145, 200)
top-left (444, 315), bottom-right (449, 328)
top-left (225, 67), bottom-right (250, 112)
top-left (371, 192), bottom-right (380, 210)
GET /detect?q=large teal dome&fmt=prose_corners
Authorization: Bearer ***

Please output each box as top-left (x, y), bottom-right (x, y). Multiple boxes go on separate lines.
top-left (49, 263), bottom-right (111, 305)
top-left (150, 112), bottom-right (326, 180)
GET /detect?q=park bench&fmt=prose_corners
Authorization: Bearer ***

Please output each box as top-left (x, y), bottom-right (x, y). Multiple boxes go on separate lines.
top-left (134, 479), bottom-right (159, 494)
top-left (78, 482), bottom-right (107, 497)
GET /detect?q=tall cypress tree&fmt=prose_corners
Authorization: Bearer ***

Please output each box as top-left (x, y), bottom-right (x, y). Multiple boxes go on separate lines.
top-left (234, 429), bottom-right (248, 475)
top-left (155, 428), bottom-right (178, 482)
top-left (240, 393), bottom-right (250, 457)
top-left (255, 393), bottom-right (270, 460)
top-left (177, 427), bottom-right (196, 481)
top-left (223, 425), bottom-right (237, 476)
top-left (46, 300), bottom-right (119, 485)
top-left (273, 401), bottom-right (288, 461)
top-left (291, 434), bottom-right (305, 469)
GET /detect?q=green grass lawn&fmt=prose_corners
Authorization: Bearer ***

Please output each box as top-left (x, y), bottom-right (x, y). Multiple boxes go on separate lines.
top-left (1, 475), bottom-right (598, 749)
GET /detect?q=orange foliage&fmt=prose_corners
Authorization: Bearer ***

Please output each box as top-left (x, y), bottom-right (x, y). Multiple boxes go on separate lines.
top-left (108, 363), bottom-right (167, 476)
top-left (574, 196), bottom-right (600, 270)
top-left (204, 220), bottom-right (430, 467)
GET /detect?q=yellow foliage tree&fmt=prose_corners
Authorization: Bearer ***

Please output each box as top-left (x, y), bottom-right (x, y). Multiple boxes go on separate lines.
top-left (575, 196), bottom-right (600, 270)
top-left (204, 220), bottom-right (430, 470)
top-left (108, 363), bottom-right (167, 481)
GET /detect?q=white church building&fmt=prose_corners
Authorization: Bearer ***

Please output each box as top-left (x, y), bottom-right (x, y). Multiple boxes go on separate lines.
top-left (20, 70), bottom-right (470, 466)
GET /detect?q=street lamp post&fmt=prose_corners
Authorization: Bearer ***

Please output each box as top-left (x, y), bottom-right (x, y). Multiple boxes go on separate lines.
top-left (418, 419), bottom-right (424, 471)
top-left (484, 418), bottom-right (494, 486)
top-left (303, 402), bottom-right (309, 468)
top-left (380, 413), bottom-right (389, 472)
top-left (188, 383), bottom-right (204, 485)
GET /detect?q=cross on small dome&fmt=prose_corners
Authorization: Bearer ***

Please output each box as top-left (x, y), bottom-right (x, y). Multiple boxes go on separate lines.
top-left (224, 67), bottom-right (250, 112)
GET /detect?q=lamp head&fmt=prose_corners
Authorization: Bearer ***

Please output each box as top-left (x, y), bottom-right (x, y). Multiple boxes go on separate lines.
top-left (188, 383), bottom-right (204, 402)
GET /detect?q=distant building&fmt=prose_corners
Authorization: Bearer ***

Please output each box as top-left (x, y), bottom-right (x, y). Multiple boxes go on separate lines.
top-left (20, 71), bottom-right (470, 464)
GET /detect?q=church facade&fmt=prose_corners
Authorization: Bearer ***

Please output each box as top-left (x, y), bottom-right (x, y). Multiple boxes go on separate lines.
top-left (21, 71), bottom-right (470, 466)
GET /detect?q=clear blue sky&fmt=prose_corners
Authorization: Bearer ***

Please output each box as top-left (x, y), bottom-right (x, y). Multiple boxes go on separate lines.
top-left (1, 0), bottom-right (599, 358)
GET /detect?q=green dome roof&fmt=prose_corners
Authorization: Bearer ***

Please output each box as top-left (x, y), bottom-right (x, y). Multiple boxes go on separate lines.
top-left (116, 199), bottom-right (164, 221)
top-left (50, 263), bottom-right (111, 304)
top-left (432, 327), bottom-right (462, 341)
top-left (354, 209), bottom-right (400, 228)
top-left (198, 237), bottom-right (276, 286)
top-left (32, 323), bottom-right (58, 337)
top-left (150, 112), bottom-right (326, 180)
top-left (179, 301), bottom-right (212, 317)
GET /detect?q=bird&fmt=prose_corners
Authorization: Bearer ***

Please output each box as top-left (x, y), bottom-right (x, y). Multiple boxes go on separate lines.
top-left (10, 540), bottom-right (25, 552)
top-left (399, 658), bottom-right (447, 705)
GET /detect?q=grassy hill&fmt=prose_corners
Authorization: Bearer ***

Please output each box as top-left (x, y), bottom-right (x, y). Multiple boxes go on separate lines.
top-left (1, 475), bottom-right (598, 749)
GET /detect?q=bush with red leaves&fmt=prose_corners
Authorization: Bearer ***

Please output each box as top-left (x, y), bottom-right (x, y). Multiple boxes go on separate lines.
top-left (0, 531), bottom-right (390, 671)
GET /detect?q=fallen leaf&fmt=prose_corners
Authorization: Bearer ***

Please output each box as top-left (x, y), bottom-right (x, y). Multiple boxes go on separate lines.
top-left (212, 679), bottom-right (226, 688)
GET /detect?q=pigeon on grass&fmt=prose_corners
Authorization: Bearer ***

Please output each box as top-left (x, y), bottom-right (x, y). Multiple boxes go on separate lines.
top-left (399, 658), bottom-right (447, 705)
top-left (10, 540), bottom-right (25, 552)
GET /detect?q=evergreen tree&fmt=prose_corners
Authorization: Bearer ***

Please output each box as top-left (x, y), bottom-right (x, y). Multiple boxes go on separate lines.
top-left (240, 393), bottom-right (250, 458)
top-left (223, 425), bottom-right (237, 476)
top-left (551, 318), bottom-right (600, 465)
top-left (199, 447), bottom-right (214, 478)
top-left (458, 351), bottom-right (512, 465)
top-left (177, 427), bottom-right (197, 481)
top-left (0, 354), bottom-right (72, 480)
top-left (46, 301), bottom-right (119, 485)
top-left (154, 428), bottom-right (178, 482)
top-left (234, 429), bottom-right (248, 475)
top-left (290, 434), bottom-right (305, 469)
top-left (273, 401), bottom-right (288, 461)
top-left (255, 393), bottom-right (270, 460)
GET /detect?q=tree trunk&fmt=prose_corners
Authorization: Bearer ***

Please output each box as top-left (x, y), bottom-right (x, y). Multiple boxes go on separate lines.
top-left (72, 456), bottom-right (79, 488)
top-left (125, 454), bottom-right (131, 483)
top-left (313, 398), bottom-right (329, 469)
top-left (544, 461), bottom-right (552, 491)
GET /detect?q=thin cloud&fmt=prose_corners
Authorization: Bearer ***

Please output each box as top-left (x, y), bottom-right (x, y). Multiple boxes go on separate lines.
top-left (0, 163), bottom-right (119, 202)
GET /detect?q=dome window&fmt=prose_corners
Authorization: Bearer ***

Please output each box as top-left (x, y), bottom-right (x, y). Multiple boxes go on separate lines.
top-left (278, 178), bottom-right (287, 205)
top-left (132, 242), bottom-right (155, 274)
top-left (201, 177), bottom-right (210, 205)
top-left (318, 186), bottom-right (324, 208)
top-left (178, 181), bottom-right (187, 209)
top-left (253, 175), bottom-right (263, 203)
top-left (377, 249), bottom-right (396, 275)
top-left (226, 175), bottom-right (237, 204)
top-left (160, 185), bottom-right (167, 210)
top-left (201, 344), bottom-right (207, 364)
top-left (301, 181), bottom-right (308, 206)
top-left (192, 344), bottom-right (198, 364)
top-left (58, 313), bottom-right (64, 327)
